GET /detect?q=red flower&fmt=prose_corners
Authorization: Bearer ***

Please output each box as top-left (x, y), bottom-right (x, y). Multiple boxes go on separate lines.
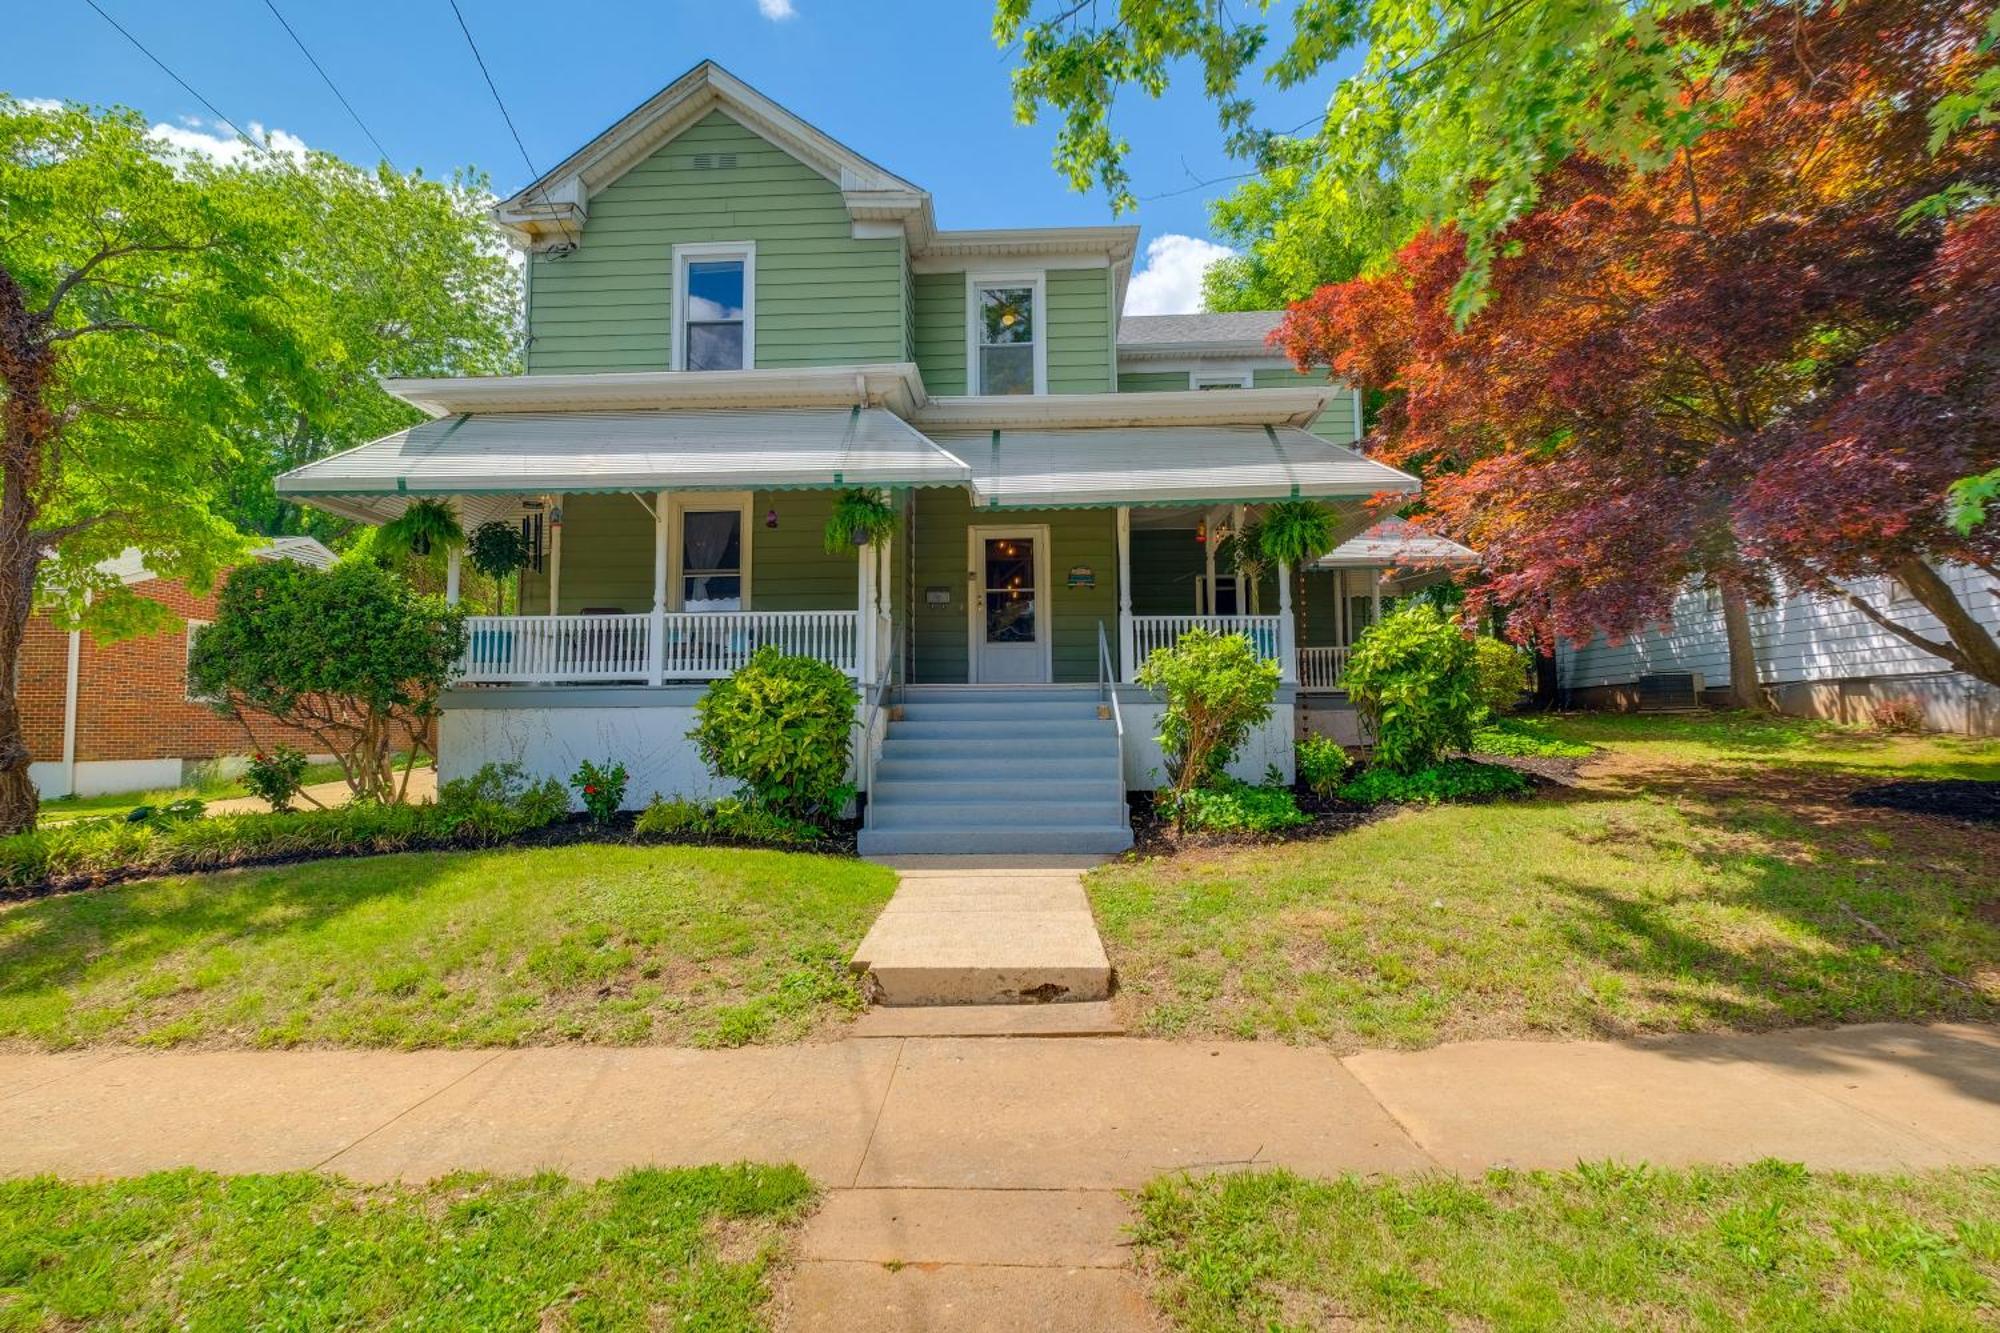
top-left (583, 784), bottom-right (599, 795)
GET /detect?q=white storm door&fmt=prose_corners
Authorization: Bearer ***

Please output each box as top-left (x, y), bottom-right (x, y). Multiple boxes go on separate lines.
top-left (969, 526), bottom-right (1051, 684)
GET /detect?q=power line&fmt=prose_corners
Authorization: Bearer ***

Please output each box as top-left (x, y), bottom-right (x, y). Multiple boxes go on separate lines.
top-left (80, 0), bottom-right (251, 145)
top-left (443, 0), bottom-right (571, 248)
top-left (259, 0), bottom-right (397, 171)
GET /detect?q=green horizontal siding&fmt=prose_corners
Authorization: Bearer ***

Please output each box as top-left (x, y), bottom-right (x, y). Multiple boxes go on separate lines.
top-left (1253, 367), bottom-right (1361, 446)
top-left (912, 271), bottom-right (965, 393)
top-left (1046, 268), bottom-right (1113, 393)
top-left (1116, 370), bottom-right (1187, 393)
top-left (526, 112), bottom-right (903, 373)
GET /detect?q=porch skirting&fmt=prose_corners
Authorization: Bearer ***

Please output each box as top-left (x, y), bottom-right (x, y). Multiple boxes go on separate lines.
top-left (1110, 683), bottom-right (1297, 790)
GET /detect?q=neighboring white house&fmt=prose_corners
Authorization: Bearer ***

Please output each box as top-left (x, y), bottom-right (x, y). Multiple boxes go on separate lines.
top-left (1558, 564), bottom-right (2000, 734)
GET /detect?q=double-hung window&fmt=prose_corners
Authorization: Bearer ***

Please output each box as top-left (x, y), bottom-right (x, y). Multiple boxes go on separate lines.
top-left (970, 276), bottom-right (1043, 395)
top-left (673, 243), bottom-right (754, 371)
top-left (669, 494), bottom-right (752, 613)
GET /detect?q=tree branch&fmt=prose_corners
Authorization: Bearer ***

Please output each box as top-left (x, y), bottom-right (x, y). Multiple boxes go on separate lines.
top-left (1836, 588), bottom-right (1965, 670)
top-left (45, 319), bottom-right (154, 344)
top-left (40, 239), bottom-right (215, 321)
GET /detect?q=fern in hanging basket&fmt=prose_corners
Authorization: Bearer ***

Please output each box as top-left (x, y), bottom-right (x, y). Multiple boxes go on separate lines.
top-left (379, 498), bottom-right (465, 561)
top-left (822, 489), bottom-right (898, 555)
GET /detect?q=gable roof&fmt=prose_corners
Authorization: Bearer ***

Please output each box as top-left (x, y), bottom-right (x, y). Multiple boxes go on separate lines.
top-left (494, 60), bottom-right (931, 250)
top-left (1117, 311), bottom-right (1288, 359)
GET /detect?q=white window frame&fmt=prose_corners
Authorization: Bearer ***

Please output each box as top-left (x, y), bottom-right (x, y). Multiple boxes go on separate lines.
top-left (666, 492), bottom-right (754, 612)
top-left (671, 241), bottom-right (756, 372)
top-left (966, 272), bottom-right (1047, 396)
top-left (1190, 370), bottom-right (1253, 390)
top-left (184, 619), bottom-right (219, 703)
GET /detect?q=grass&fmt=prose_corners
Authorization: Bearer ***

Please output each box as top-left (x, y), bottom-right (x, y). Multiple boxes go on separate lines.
top-left (1091, 712), bottom-right (1999, 1047)
top-left (0, 1163), bottom-right (813, 1331)
top-left (0, 844), bottom-right (896, 1049)
top-left (37, 757), bottom-right (418, 824)
top-left (1136, 1162), bottom-right (2000, 1331)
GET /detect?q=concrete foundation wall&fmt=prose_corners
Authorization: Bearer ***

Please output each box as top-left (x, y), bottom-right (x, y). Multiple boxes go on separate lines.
top-left (1569, 670), bottom-right (1999, 736)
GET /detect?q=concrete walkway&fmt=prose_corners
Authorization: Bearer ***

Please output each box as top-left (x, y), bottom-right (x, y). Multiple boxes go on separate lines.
top-left (3, 1023), bottom-right (1994, 1331)
top-left (203, 767), bottom-right (437, 816)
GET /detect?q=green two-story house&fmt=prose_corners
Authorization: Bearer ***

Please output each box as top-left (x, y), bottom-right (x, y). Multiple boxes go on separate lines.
top-left (277, 61), bottom-right (1435, 853)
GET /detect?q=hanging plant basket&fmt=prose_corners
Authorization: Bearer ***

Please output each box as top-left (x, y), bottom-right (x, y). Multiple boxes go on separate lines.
top-left (379, 499), bottom-right (465, 564)
top-left (823, 489), bottom-right (898, 555)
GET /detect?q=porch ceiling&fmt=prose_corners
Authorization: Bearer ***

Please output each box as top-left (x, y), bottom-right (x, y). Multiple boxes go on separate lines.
top-left (931, 423), bottom-right (1420, 510)
top-left (274, 405), bottom-right (972, 522)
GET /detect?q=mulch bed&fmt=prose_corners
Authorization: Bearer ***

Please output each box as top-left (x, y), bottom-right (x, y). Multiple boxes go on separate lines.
top-left (1849, 779), bottom-right (2000, 826)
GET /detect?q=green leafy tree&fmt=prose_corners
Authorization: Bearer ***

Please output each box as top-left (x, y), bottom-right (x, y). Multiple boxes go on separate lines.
top-left (1343, 602), bottom-right (1480, 772)
top-left (996, 0), bottom-right (1738, 315)
top-left (187, 560), bottom-right (466, 804)
top-left (0, 97), bottom-right (513, 831)
top-left (1136, 627), bottom-right (1281, 803)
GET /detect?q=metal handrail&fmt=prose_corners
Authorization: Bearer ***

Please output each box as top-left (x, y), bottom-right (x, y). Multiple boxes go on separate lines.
top-left (855, 657), bottom-right (893, 829)
top-left (1097, 619), bottom-right (1127, 808)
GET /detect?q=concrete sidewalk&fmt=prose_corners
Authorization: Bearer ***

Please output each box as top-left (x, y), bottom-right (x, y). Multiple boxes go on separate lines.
top-left (4, 1024), bottom-right (1994, 1331)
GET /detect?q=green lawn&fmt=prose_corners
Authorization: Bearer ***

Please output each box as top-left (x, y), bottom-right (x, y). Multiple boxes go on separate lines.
top-left (1136, 1162), bottom-right (2000, 1331)
top-left (37, 757), bottom-right (409, 824)
top-left (0, 844), bottom-right (896, 1049)
top-left (1093, 713), bottom-right (1999, 1047)
top-left (0, 1164), bottom-right (812, 1331)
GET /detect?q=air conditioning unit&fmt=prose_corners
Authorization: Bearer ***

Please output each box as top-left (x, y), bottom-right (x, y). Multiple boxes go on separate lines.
top-left (1637, 672), bottom-right (1704, 711)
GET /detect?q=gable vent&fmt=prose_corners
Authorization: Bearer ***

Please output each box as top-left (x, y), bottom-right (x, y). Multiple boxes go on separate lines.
top-left (690, 152), bottom-right (739, 170)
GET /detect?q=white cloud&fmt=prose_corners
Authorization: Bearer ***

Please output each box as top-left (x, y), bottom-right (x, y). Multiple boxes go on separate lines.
top-left (757, 0), bottom-right (796, 18)
top-left (147, 117), bottom-right (308, 166)
top-left (17, 97), bottom-right (64, 113)
top-left (1123, 233), bottom-right (1235, 316)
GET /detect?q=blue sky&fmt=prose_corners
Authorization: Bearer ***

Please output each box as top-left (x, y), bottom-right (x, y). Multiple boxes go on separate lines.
top-left (7, 1), bottom-right (1343, 314)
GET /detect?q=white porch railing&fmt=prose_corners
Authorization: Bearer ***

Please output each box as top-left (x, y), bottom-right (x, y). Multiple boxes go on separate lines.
top-left (1298, 645), bottom-right (1352, 692)
top-left (1130, 615), bottom-right (1285, 673)
top-left (455, 611), bottom-right (859, 684)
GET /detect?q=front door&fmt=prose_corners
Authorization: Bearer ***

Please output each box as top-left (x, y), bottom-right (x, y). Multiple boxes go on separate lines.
top-left (969, 526), bottom-right (1051, 683)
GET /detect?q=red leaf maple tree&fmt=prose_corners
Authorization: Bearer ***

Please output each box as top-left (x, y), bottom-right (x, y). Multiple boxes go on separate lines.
top-left (1278, 0), bottom-right (2000, 700)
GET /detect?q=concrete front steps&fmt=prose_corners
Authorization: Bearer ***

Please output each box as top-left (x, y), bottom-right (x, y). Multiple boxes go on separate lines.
top-left (856, 688), bottom-right (1133, 857)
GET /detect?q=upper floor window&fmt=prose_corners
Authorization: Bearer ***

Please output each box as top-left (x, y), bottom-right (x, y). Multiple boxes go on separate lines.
top-left (673, 243), bottom-right (754, 371)
top-left (1191, 372), bottom-right (1252, 390)
top-left (971, 276), bottom-right (1044, 395)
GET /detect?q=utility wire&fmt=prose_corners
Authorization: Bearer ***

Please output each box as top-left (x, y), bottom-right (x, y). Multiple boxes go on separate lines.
top-left (259, 0), bottom-right (397, 170)
top-left (443, 0), bottom-right (571, 247)
top-left (80, 0), bottom-right (250, 144)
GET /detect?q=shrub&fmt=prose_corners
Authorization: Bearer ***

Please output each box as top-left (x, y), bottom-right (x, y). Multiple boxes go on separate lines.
top-left (1870, 698), bottom-right (1926, 733)
top-left (126, 797), bottom-right (205, 825)
top-left (1343, 602), bottom-right (1481, 773)
top-left (1470, 636), bottom-right (1529, 718)
top-left (1295, 734), bottom-right (1352, 798)
top-left (690, 649), bottom-right (857, 825)
top-left (1336, 759), bottom-right (1532, 805)
top-left (1159, 779), bottom-right (1310, 833)
top-left (243, 746), bottom-right (311, 813)
top-left (1137, 628), bottom-right (1282, 801)
top-left (1470, 718), bottom-right (1595, 759)
top-left (570, 759), bottom-right (628, 824)
top-left (434, 762), bottom-right (570, 843)
top-left (632, 794), bottom-right (823, 848)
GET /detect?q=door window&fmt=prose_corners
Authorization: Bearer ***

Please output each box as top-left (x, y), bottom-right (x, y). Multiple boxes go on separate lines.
top-left (983, 536), bottom-right (1036, 642)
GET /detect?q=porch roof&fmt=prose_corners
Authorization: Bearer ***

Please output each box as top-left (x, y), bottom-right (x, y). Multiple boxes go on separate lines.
top-left (929, 423), bottom-right (1420, 510)
top-left (1317, 517), bottom-right (1480, 568)
top-left (274, 406), bottom-right (973, 521)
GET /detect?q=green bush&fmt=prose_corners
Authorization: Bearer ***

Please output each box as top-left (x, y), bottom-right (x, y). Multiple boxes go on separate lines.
top-left (1137, 628), bottom-right (1282, 802)
top-left (433, 763), bottom-right (570, 843)
top-left (632, 794), bottom-right (824, 848)
top-left (690, 649), bottom-right (857, 825)
top-left (1336, 759), bottom-right (1532, 805)
top-left (1344, 602), bottom-right (1481, 773)
top-left (1159, 779), bottom-right (1310, 833)
top-left (570, 759), bottom-right (628, 824)
top-left (1470, 718), bottom-right (1595, 759)
top-left (243, 746), bottom-right (310, 812)
top-left (1471, 636), bottom-right (1529, 718)
top-left (1295, 734), bottom-right (1352, 798)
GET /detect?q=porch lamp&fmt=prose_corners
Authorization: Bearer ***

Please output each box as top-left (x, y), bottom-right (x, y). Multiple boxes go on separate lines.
top-left (764, 507), bottom-right (780, 529)
top-left (1195, 520), bottom-right (1208, 545)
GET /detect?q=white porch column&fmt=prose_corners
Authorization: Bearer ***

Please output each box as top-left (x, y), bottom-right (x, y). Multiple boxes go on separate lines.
top-left (1277, 559), bottom-right (1298, 684)
top-left (855, 539), bottom-right (874, 683)
top-left (1370, 568), bottom-right (1383, 631)
top-left (875, 530), bottom-right (894, 683)
top-left (1202, 511), bottom-right (1219, 616)
top-left (546, 493), bottom-right (564, 616)
top-left (650, 489), bottom-right (668, 686)
top-left (1334, 567), bottom-right (1347, 646)
top-left (444, 546), bottom-right (461, 607)
top-left (1115, 506), bottom-right (1135, 682)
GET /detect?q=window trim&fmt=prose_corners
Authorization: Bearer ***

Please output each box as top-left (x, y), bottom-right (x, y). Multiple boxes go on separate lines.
top-left (666, 491), bottom-right (754, 612)
top-left (1189, 370), bottom-right (1253, 390)
top-left (965, 272), bottom-right (1047, 396)
top-left (671, 241), bottom-right (756, 372)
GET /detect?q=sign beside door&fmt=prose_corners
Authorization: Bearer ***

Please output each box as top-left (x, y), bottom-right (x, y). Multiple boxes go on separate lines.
top-left (967, 525), bottom-right (1053, 684)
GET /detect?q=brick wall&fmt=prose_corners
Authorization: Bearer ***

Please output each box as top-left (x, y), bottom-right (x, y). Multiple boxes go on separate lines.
top-left (24, 572), bottom-right (327, 765)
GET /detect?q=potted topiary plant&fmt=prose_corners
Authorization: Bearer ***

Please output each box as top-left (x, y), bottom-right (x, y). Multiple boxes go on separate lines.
top-left (467, 520), bottom-right (529, 613)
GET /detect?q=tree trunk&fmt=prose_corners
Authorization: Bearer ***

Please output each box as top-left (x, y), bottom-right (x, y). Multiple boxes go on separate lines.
top-left (0, 267), bottom-right (53, 834)
top-left (1717, 583), bottom-right (1767, 711)
top-left (1533, 645), bottom-right (1560, 710)
top-left (1886, 559), bottom-right (2000, 688)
